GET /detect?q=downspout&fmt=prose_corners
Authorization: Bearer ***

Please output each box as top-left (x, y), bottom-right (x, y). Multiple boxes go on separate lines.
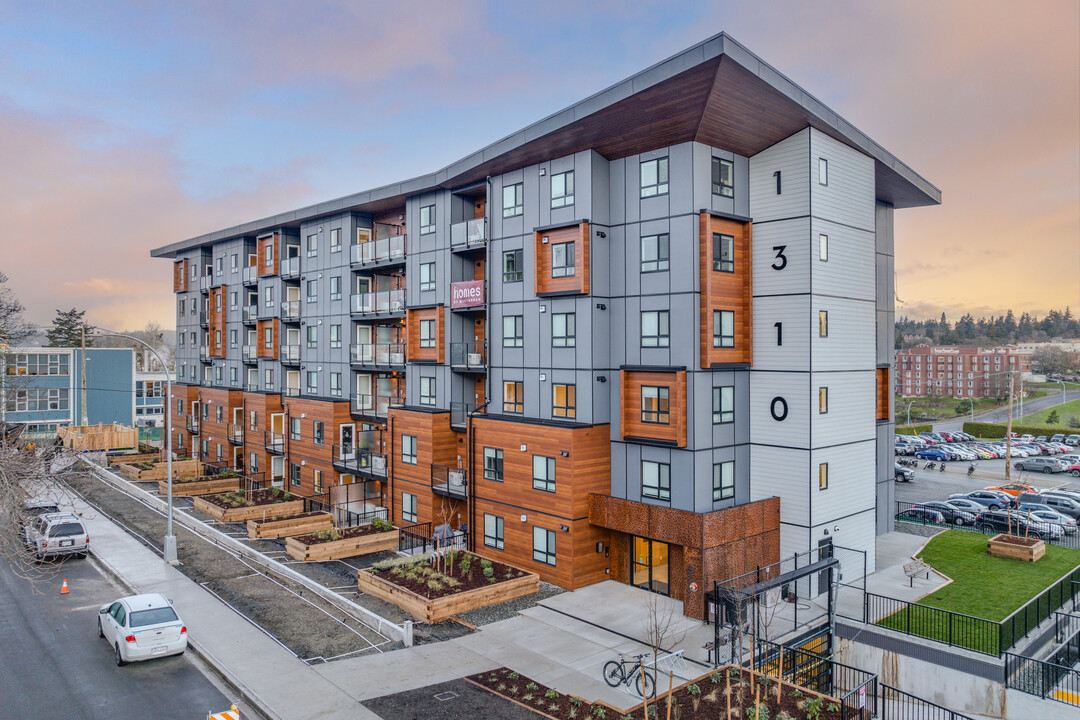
top-left (468, 400), bottom-right (491, 553)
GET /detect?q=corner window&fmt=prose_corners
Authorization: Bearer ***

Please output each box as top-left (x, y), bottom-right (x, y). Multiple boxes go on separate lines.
top-left (532, 455), bottom-right (556, 493)
top-left (419, 376), bottom-right (435, 406)
top-left (419, 262), bottom-right (435, 292)
top-left (533, 527), bottom-right (556, 566)
top-left (552, 313), bottom-right (575, 348)
top-left (819, 311), bottom-right (829, 338)
top-left (641, 310), bottom-right (670, 348)
top-left (640, 157), bottom-right (669, 198)
top-left (552, 384), bottom-right (576, 419)
top-left (819, 387), bottom-right (828, 414)
top-left (642, 460), bottom-right (670, 502)
top-left (483, 447), bottom-right (504, 482)
top-left (819, 234), bottom-right (829, 262)
top-left (713, 310), bottom-right (735, 348)
top-left (402, 435), bottom-right (417, 464)
top-left (502, 315), bottom-right (523, 347)
top-left (484, 514), bottom-right (504, 550)
top-left (503, 381), bottom-right (524, 414)
top-left (641, 233), bottom-right (669, 273)
top-left (551, 171), bottom-right (574, 208)
top-left (712, 234), bottom-right (734, 272)
top-left (712, 157), bottom-right (734, 197)
top-left (502, 182), bottom-right (523, 218)
top-left (819, 463), bottom-right (828, 490)
top-left (419, 204), bottom-right (435, 234)
top-left (713, 461), bottom-right (734, 501)
top-left (712, 386), bottom-right (734, 424)
top-left (402, 492), bottom-right (417, 523)
top-left (818, 158), bottom-right (828, 186)
top-left (641, 386), bottom-right (670, 424)
top-left (419, 319), bottom-right (435, 348)
top-left (551, 242), bottom-right (575, 278)
top-left (502, 249), bottom-right (523, 283)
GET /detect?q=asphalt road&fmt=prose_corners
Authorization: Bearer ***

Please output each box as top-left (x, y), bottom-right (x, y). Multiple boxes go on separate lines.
top-left (932, 388), bottom-right (1080, 432)
top-left (0, 548), bottom-right (237, 720)
top-left (893, 455), bottom-right (1080, 508)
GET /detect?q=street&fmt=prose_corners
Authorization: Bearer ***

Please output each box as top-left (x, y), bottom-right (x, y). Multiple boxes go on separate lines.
top-left (932, 387), bottom-right (1080, 433)
top-left (0, 547), bottom-right (237, 720)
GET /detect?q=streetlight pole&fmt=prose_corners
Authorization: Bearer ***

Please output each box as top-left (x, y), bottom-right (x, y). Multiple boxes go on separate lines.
top-left (906, 400), bottom-right (916, 427)
top-left (964, 397), bottom-right (975, 422)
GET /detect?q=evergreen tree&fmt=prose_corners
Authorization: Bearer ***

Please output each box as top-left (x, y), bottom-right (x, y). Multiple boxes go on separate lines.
top-left (1046, 409), bottom-right (1060, 425)
top-left (46, 308), bottom-right (95, 348)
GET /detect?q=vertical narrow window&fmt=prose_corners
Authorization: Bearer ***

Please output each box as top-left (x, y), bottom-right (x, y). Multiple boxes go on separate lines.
top-left (713, 461), bottom-right (734, 501)
top-left (551, 241), bottom-right (575, 278)
top-left (484, 514), bottom-right (504, 550)
top-left (306, 325), bottom-right (317, 348)
top-left (401, 435), bottom-right (417, 464)
top-left (641, 386), bottom-right (670, 424)
top-left (818, 158), bottom-right (828, 186)
top-left (419, 376), bottom-right (436, 406)
top-left (640, 157), bottom-right (669, 197)
top-left (532, 455), bottom-right (556, 493)
top-left (503, 381), bottom-right (524, 413)
top-left (712, 157), bottom-right (734, 197)
top-left (330, 324), bottom-right (341, 348)
top-left (819, 463), bottom-right (829, 490)
top-left (819, 311), bottom-right (829, 338)
top-left (402, 492), bottom-right (417, 523)
top-left (483, 447), bottom-right (504, 481)
top-left (290, 416), bottom-right (301, 440)
top-left (306, 279), bottom-right (317, 302)
top-left (290, 463), bottom-right (301, 487)
top-left (641, 460), bottom-right (671, 501)
top-left (419, 319), bottom-right (435, 348)
top-left (502, 315), bottom-right (523, 347)
top-left (641, 233), bottom-right (669, 272)
top-left (550, 170), bottom-right (574, 208)
top-left (713, 310), bottom-right (735, 348)
top-left (641, 310), bottom-right (670, 348)
top-left (312, 421), bottom-right (324, 445)
top-left (330, 372), bottom-right (341, 397)
top-left (532, 527), bottom-right (556, 566)
top-left (306, 233), bottom-right (318, 257)
top-left (502, 182), bottom-right (523, 217)
top-left (502, 249), bottom-right (523, 283)
top-left (330, 227), bottom-right (341, 253)
top-left (552, 383), bottom-right (576, 419)
top-left (712, 234), bottom-right (734, 272)
top-left (819, 387), bottom-right (828, 414)
top-left (330, 276), bottom-right (341, 301)
top-left (712, 386), bottom-right (734, 424)
top-left (419, 204), bottom-right (435, 234)
top-left (305, 371), bottom-right (317, 394)
top-left (552, 312), bottom-right (576, 347)
top-left (419, 262), bottom-right (435, 291)
top-left (313, 469), bottom-right (323, 493)
top-left (819, 234), bottom-right (829, 261)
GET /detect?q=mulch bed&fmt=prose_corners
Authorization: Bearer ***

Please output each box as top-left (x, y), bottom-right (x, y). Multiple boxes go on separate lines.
top-left (369, 552), bottom-right (529, 600)
top-left (198, 488), bottom-right (294, 509)
top-left (993, 535), bottom-right (1042, 546)
top-left (293, 523), bottom-right (393, 545)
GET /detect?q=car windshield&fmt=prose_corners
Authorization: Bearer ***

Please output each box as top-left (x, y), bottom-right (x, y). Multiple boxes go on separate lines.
top-left (129, 607), bottom-right (179, 627)
top-left (48, 522), bottom-right (84, 537)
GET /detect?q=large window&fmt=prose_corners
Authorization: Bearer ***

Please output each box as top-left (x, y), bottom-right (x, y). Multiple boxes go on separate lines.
top-left (640, 157), bottom-right (669, 197)
top-left (502, 182), bottom-right (523, 218)
top-left (484, 514), bottom-right (504, 550)
top-left (713, 234), bottom-right (734, 272)
top-left (8, 353), bottom-right (69, 376)
top-left (712, 386), bottom-right (734, 424)
top-left (551, 170), bottom-right (574, 208)
top-left (552, 384), bottom-right (576, 419)
top-left (502, 249), bottom-right (523, 283)
top-left (532, 455), bottom-right (556, 493)
top-left (503, 381), bottom-right (524, 414)
top-left (641, 386), bottom-right (670, 424)
top-left (419, 376), bottom-right (436, 406)
top-left (641, 233), bottom-right (669, 273)
top-left (419, 262), bottom-right (435, 292)
top-left (483, 447), bottom-right (503, 482)
top-left (551, 241), bottom-right (575, 277)
top-left (712, 157), bottom-right (734, 197)
top-left (419, 319), bottom-right (435, 349)
top-left (419, 204), bottom-right (435, 234)
top-left (533, 527), bottom-right (556, 566)
top-left (552, 312), bottom-right (575, 348)
top-left (402, 434), bottom-right (417, 464)
top-left (642, 460), bottom-right (670, 502)
top-left (5, 388), bottom-right (69, 412)
top-left (402, 492), bottom-right (417, 523)
top-left (502, 315), bottom-right (523, 347)
top-left (713, 310), bottom-right (734, 348)
top-left (641, 310), bottom-right (670, 348)
top-left (713, 461), bottom-right (734, 501)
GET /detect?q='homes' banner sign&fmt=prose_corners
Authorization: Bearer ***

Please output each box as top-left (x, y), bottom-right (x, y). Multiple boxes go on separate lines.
top-left (450, 280), bottom-right (484, 309)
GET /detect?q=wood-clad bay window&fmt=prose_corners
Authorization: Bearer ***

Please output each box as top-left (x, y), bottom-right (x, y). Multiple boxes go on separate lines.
top-left (534, 222), bottom-right (589, 295)
top-left (621, 370), bottom-right (687, 447)
top-left (699, 213), bottom-right (751, 367)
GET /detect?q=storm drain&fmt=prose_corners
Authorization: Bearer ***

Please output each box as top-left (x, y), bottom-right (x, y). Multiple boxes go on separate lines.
top-left (433, 691), bottom-right (459, 701)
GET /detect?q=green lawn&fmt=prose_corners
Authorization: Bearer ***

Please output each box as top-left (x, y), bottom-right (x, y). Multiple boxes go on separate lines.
top-left (1020, 396), bottom-right (1080, 428)
top-left (876, 530), bottom-right (1080, 654)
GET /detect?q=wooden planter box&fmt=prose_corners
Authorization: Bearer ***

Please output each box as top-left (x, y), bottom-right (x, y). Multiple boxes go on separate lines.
top-left (108, 451), bottom-right (161, 466)
top-left (285, 528), bottom-right (399, 561)
top-left (988, 534), bottom-right (1046, 562)
top-left (248, 511), bottom-right (334, 539)
top-left (357, 567), bottom-right (539, 624)
top-left (160, 476), bottom-right (241, 497)
top-left (118, 459), bottom-right (200, 482)
top-left (192, 496), bottom-right (305, 523)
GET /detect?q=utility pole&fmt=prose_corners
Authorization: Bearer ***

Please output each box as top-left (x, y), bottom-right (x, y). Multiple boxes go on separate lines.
top-left (80, 327), bottom-right (88, 426)
top-left (1005, 373), bottom-right (1014, 485)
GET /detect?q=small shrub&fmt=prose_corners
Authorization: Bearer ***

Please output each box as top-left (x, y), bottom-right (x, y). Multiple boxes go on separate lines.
top-left (522, 693), bottom-right (533, 702)
top-left (746, 703), bottom-right (770, 720)
top-left (459, 557), bottom-right (472, 574)
top-left (508, 672), bottom-right (519, 680)
top-left (526, 682), bottom-right (539, 691)
top-left (282, 491), bottom-right (291, 501)
top-left (804, 697), bottom-right (823, 720)
top-left (480, 558), bottom-right (493, 571)
top-left (728, 667), bottom-right (740, 678)
top-left (549, 704), bottom-right (561, 713)
top-left (569, 696), bottom-right (583, 707)
top-left (591, 706), bottom-right (607, 718)
top-left (709, 671), bottom-right (723, 684)
top-left (621, 715), bottom-right (635, 720)
top-left (496, 683), bottom-right (506, 692)
top-left (544, 688), bottom-right (560, 699)
top-left (507, 686), bottom-right (518, 696)
top-left (444, 577), bottom-right (462, 588)
top-left (646, 706), bottom-right (657, 718)
top-left (827, 703), bottom-right (840, 713)
top-left (370, 517), bottom-right (394, 532)
top-left (426, 579), bottom-right (443, 592)
top-left (791, 689), bottom-right (803, 697)
top-left (483, 565), bottom-right (495, 579)
top-left (686, 683), bottom-right (701, 695)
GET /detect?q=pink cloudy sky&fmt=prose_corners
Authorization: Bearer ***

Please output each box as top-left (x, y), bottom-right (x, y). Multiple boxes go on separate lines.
top-left (0, 0), bottom-right (1077, 333)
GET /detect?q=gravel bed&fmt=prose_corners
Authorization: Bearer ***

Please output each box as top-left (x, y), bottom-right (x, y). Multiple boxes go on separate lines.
top-left (456, 581), bottom-right (567, 627)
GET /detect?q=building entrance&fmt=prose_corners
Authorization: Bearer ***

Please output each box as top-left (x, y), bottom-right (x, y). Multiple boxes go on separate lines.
top-left (631, 537), bottom-right (670, 596)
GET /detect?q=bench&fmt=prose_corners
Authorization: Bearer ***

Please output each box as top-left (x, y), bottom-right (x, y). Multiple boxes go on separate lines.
top-left (903, 559), bottom-right (932, 586)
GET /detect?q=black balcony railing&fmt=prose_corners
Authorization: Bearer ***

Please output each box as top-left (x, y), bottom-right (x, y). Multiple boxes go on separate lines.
top-left (352, 393), bottom-right (402, 419)
top-left (350, 343), bottom-right (406, 366)
top-left (450, 218), bottom-right (486, 249)
top-left (350, 289), bottom-right (406, 315)
top-left (450, 342), bottom-right (486, 370)
top-left (332, 444), bottom-right (388, 478)
top-left (279, 300), bottom-right (300, 321)
top-left (264, 431), bottom-right (284, 454)
top-left (431, 464), bottom-right (468, 500)
top-left (280, 345), bottom-right (300, 364)
top-left (186, 417), bottom-right (200, 434)
top-left (227, 423), bottom-right (243, 445)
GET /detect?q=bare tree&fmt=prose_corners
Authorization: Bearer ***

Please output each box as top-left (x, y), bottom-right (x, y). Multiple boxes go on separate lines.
top-left (0, 271), bottom-right (34, 347)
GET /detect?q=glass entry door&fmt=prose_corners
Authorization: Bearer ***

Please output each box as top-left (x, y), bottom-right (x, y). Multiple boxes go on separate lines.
top-left (631, 537), bottom-right (670, 596)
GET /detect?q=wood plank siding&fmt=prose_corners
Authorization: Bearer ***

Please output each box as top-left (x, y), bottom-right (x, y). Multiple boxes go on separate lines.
top-left (257, 233), bottom-right (278, 277)
top-left (406, 307), bottom-right (444, 363)
top-left (620, 370), bottom-right (687, 447)
top-left (256, 319), bottom-right (279, 360)
top-left (173, 259), bottom-right (188, 292)
top-left (699, 213), bottom-right (752, 367)
top-left (208, 286), bottom-right (225, 358)
top-left (876, 367), bottom-right (890, 421)
top-left (534, 222), bottom-right (589, 296)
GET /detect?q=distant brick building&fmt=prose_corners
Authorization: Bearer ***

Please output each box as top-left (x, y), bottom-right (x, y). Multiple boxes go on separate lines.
top-left (894, 346), bottom-right (1032, 398)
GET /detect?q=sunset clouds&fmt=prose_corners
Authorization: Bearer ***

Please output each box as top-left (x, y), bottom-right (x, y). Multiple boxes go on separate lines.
top-left (0, 0), bottom-right (1076, 331)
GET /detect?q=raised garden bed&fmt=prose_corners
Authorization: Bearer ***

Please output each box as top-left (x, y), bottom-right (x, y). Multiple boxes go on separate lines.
top-left (158, 475), bottom-right (241, 497)
top-left (248, 511), bottom-right (334, 539)
top-left (358, 551), bottom-right (538, 624)
top-left (469, 665), bottom-right (845, 720)
top-left (988, 533), bottom-right (1046, 562)
top-left (192, 488), bottom-right (304, 523)
top-left (285, 520), bottom-right (398, 561)
top-left (107, 451), bottom-right (161, 466)
top-left (117, 458), bottom-right (199, 482)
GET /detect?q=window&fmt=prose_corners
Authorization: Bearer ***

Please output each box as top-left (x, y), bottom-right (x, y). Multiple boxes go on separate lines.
top-left (713, 310), bottom-right (734, 348)
top-left (419, 376), bottom-right (435, 406)
top-left (330, 372), bottom-right (341, 397)
top-left (712, 234), bottom-right (734, 272)
top-left (713, 461), bottom-right (734, 501)
top-left (819, 234), bottom-right (829, 261)
top-left (503, 249), bottom-right (523, 283)
top-left (642, 460), bottom-right (670, 501)
top-left (551, 170), bottom-right (574, 208)
top-left (330, 227), bottom-right (341, 253)
top-left (819, 387), bottom-right (828, 414)
top-left (306, 325), bottom-right (317, 349)
top-left (419, 204), bottom-right (435, 234)
top-left (290, 417), bottom-right (301, 441)
top-left (552, 313), bottom-right (575, 347)
top-left (215, 293), bottom-right (222, 311)
top-left (712, 386), bottom-right (734, 424)
top-left (176, 433), bottom-right (184, 450)
top-left (503, 381), bottom-right (524, 414)
top-left (503, 315), bottom-right (523, 347)
top-left (641, 233), bottom-right (669, 272)
top-left (306, 233), bottom-right (318, 257)
top-left (551, 241), bottom-right (575, 277)
top-left (552, 384), bottom-right (576, 419)
top-left (402, 492), bottom-right (417, 523)
top-left (230, 291), bottom-right (238, 310)
top-left (263, 326), bottom-right (273, 349)
top-left (419, 319), bottom-right (435, 348)
top-left (419, 262), bottom-right (435, 292)
top-left (264, 285), bottom-right (274, 307)
top-left (484, 514), bottom-right (504, 550)
top-left (215, 256), bottom-right (223, 276)
top-left (330, 324), bottom-right (341, 348)
top-left (818, 463), bottom-right (828, 490)
top-left (290, 463), bottom-right (301, 488)
top-left (306, 279), bottom-right (317, 303)
top-left (640, 157), bottom-right (668, 197)
top-left (249, 410), bottom-right (258, 431)
top-left (402, 435), bottom-right (417, 464)
top-left (313, 421), bottom-right (324, 446)
top-left (306, 371), bottom-right (317, 394)
top-left (641, 386), bottom-right (670, 424)
top-left (483, 447), bottom-right (503, 481)
top-left (264, 242), bottom-right (274, 267)
top-left (712, 157), bottom-right (734, 197)
top-left (532, 455), bottom-right (556, 493)
top-left (313, 469), bottom-right (324, 494)
top-left (330, 276), bottom-right (341, 301)
top-left (818, 158), bottom-right (828, 186)
top-left (819, 311), bottom-right (829, 338)
top-left (178, 299), bottom-right (185, 317)
top-left (502, 182), bottom-right (523, 217)
top-left (641, 310), bottom-right (669, 347)
top-left (533, 527), bottom-right (556, 566)
top-left (215, 405), bottom-right (224, 423)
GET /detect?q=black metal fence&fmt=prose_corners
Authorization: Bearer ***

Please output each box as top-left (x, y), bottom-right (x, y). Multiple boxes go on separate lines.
top-left (878, 683), bottom-right (976, 719)
top-left (399, 522), bottom-right (433, 553)
top-left (1005, 650), bottom-right (1080, 707)
top-left (302, 494), bottom-right (388, 528)
top-left (752, 639), bottom-right (878, 720)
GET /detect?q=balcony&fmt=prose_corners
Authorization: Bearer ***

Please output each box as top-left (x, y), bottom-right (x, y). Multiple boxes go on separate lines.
top-left (280, 344), bottom-right (301, 365)
top-left (264, 431), bottom-right (284, 454)
top-left (450, 218), bottom-right (487, 252)
top-left (279, 300), bottom-right (300, 322)
top-left (227, 423), bottom-right (244, 445)
top-left (186, 416), bottom-right (200, 434)
top-left (242, 266), bottom-right (259, 285)
top-left (352, 393), bottom-right (402, 420)
top-left (199, 345), bottom-right (211, 363)
top-left (450, 401), bottom-right (475, 431)
top-left (246, 382), bottom-right (259, 392)
top-left (332, 444), bottom-right (389, 479)
top-left (199, 310), bottom-right (208, 327)
top-left (280, 256), bottom-right (300, 279)
top-left (199, 275), bottom-right (211, 292)
top-left (242, 305), bottom-right (257, 324)
top-left (241, 345), bottom-right (258, 363)
top-left (281, 385), bottom-right (301, 398)
top-left (350, 289), bottom-right (406, 316)
top-left (350, 343), bottom-right (406, 367)
top-left (351, 230), bottom-right (406, 266)
top-left (431, 464), bottom-right (468, 500)
top-left (450, 342), bottom-right (486, 372)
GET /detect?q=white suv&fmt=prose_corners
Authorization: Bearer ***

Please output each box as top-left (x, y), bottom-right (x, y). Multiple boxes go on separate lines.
top-left (25, 512), bottom-right (89, 560)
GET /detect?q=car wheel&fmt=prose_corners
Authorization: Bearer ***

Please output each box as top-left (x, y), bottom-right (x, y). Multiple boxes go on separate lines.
top-left (1044, 467), bottom-right (1053, 474)
top-left (979, 525), bottom-right (995, 534)
top-left (97, 618), bottom-right (104, 639)
top-left (1015, 463), bottom-right (1024, 471)
top-left (1073, 470), bottom-right (1080, 477)
top-left (115, 644), bottom-right (126, 667)
top-left (989, 504), bottom-right (1000, 511)
top-left (954, 518), bottom-right (965, 526)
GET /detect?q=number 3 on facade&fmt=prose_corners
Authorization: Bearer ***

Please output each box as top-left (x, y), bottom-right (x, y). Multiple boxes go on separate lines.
top-left (771, 245), bottom-right (787, 270)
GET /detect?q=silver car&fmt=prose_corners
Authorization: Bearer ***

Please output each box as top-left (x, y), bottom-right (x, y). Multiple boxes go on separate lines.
top-left (98, 594), bottom-right (187, 665)
top-left (25, 512), bottom-right (89, 560)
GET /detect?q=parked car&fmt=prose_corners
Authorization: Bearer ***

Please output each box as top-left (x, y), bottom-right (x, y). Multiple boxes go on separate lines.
top-left (896, 508), bottom-right (945, 525)
top-left (1065, 464), bottom-right (1080, 478)
top-left (1021, 508), bottom-right (1078, 534)
top-left (949, 491), bottom-right (1015, 511)
top-left (916, 501), bottom-right (978, 526)
top-left (1016, 492), bottom-right (1080, 519)
top-left (17, 500), bottom-right (60, 534)
top-left (945, 497), bottom-right (987, 514)
top-left (24, 512), bottom-right (89, 560)
top-left (975, 510), bottom-right (1062, 540)
top-left (915, 448), bottom-right (949, 461)
top-left (894, 442), bottom-right (915, 456)
top-left (984, 484), bottom-right (1036, 497)
top-left (98, 594), bottom-right (187, 665)
top-left (895, 464), bottom-right (914, 482)
top-left (1014, 457), bottom-right (1066, 473)
top-left (1051, 434), bottom-right (1066, 443)
top-left (1066, 435), bottom-right (1080, 446)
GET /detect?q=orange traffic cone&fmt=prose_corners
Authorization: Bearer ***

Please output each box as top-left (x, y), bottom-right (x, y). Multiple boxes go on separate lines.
top-left (60, 579), bottom-right (69, 594)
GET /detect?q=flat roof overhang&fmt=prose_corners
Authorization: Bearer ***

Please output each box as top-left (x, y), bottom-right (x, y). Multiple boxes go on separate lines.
top-left (152, 32), bottom-right (939, 259)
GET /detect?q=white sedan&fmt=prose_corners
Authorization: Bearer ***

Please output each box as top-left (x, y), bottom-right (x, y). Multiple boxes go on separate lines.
top-left (97, 594), bottom-right (187, 665)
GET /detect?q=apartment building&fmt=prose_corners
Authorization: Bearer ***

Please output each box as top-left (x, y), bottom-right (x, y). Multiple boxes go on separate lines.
top-left (135, 370), bottom-right (170, 427)
top-left (152, 33), bottom-right (939, 618)
top-left (895, 345), bottom-right (1032, 398)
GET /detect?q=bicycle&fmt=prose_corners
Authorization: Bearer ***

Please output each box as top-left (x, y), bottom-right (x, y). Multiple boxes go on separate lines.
top-left (602, 652), bottom-right (656, 699)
